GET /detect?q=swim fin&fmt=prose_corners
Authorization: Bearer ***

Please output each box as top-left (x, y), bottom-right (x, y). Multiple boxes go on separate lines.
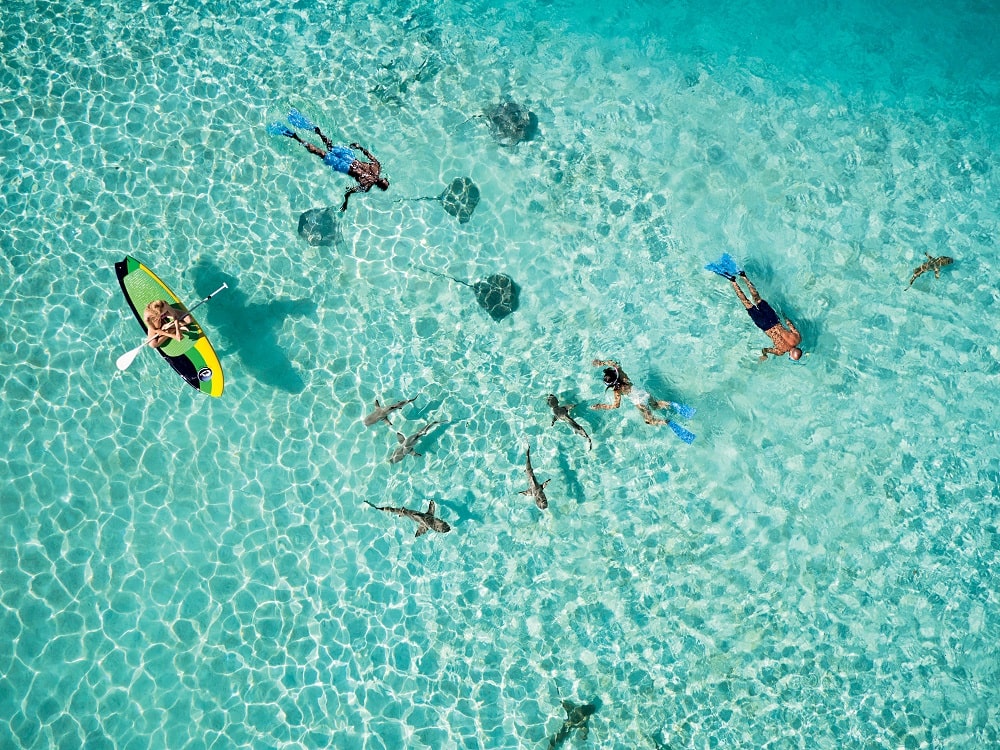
top-left (267, 122), bottom-right (294, 137)
top-left (287, 108), bottom-right (316, 130)
top-left (667, 420), bottom-right (696, 444)
top-left (668, 402), bottom-right (696, 420)
top-left (705, 253), bottom-right (741, 279)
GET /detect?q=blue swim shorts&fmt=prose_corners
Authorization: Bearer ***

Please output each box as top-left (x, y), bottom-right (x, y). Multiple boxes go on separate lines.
top-left (323, 146), bottom-right (356, 174)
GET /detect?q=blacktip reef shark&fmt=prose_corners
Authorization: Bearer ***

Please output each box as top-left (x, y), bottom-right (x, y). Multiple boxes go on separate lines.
top-left (547, 699), bottom-right (597, 749)
top-left (546, 394), bottom-right (592, 451)
top-left (907, 253), bottom-right (954, 289)
top-left (519, 445), bottom-right (551, 510)
top-left (363, 396), bottom-right (417, 428)
top-left (364, 500), bottom-right (451, 537)
top-left (388, 420), bottom-right (441, 464)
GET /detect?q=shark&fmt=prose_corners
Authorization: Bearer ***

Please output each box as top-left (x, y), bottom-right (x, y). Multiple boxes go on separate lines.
top-left (546, 394), bottom-right (592, 451)
top-left (363, 396), bottom-right (417, 428)
top-left (547, 699), bottom-right (597, 749)
top-left (907, 253), bottom-right (954, 288)
top-left (519, 445), bottom-right (551, 510)
top-left (388, 421), bottom-right (441, 464)
top-left (364, 500), bottom-right (451, 537)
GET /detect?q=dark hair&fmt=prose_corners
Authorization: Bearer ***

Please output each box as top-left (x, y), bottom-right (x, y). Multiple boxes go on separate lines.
top-left (603, 367), bottom-right (620, 388)
top-left (376, 178), bottom-right (389, 190)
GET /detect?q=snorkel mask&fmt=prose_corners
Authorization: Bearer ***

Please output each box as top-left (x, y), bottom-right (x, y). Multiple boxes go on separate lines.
top-left (603, 367), bottom-right (621, 390)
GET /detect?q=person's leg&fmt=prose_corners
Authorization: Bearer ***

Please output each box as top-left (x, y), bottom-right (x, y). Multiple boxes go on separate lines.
top-left (742, 274), bottom-right (763, 304)
top-left (637, 404), bottom-right (668, 425)
top-left (314, 127), bottom-right (334, 150)
top-left (731, 278), bottom-right (753, 309)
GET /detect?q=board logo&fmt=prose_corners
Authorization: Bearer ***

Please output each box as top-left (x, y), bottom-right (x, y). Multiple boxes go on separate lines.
top-left (197, 367), bottom-right (213, 382)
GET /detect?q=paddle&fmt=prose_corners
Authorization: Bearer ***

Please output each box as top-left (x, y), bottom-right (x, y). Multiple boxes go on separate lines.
top-left (115, 283), bottom-right (228, 371)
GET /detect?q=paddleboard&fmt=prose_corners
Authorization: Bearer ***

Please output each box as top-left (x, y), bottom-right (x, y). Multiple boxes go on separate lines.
top-left (115, 255), bottom-right (224, 397)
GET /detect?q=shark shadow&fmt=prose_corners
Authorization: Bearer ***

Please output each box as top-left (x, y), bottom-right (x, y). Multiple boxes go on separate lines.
top-left (190, 258), bottom-right (316, 393)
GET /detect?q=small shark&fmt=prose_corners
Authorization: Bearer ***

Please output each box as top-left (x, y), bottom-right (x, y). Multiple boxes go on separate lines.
top-left (364, 499), bottom-right (451, 537)
top-left (547, 700), bottom-right (597, 749)
top-left (546, 394), bottom-right (592, 451)
top-left (363, 396), bottom-right (417, 427)
top-left (388, 421), bottom-right (441, 464)
top-left (907, 253), bottom-right (954, 288)
top-left (519, 445), bottom-right (551, 510)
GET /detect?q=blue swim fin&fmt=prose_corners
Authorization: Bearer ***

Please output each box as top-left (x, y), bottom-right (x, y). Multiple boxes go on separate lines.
top-left (287, 108), bottom-right (316, 130)
top-left (705, 252), bottom-right (741, 279)
top-left (668, 402), bottom-right (696, 420)
top-left (668, 420), bottom-right (696, 444)
top-left (267, 122), bottom-right (294, 137)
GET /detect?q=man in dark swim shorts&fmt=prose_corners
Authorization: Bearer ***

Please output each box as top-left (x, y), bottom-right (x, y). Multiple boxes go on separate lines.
top-left (727, 271), bottom-right (803, 361)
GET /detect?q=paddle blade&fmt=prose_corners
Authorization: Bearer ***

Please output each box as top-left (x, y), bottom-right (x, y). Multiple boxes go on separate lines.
top-left (115, 342), bottom-right (147, 371)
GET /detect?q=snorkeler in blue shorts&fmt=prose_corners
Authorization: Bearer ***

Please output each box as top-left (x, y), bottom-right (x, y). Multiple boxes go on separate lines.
top-left (268, 109), bottom-right (389, 211)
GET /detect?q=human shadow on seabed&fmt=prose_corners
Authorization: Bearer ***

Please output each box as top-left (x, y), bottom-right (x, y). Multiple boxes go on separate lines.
top-left (190, 258), bottom-right (316, 393)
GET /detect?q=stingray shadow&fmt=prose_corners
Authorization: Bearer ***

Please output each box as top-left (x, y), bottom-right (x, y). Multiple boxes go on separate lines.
top-left (190, 259), bottom-right (316, 393)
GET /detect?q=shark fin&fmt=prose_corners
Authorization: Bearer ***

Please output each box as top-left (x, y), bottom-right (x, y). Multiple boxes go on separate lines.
top-left (426, 500), bottom-right (436, 516)
top-left (415, 525), bottom-right (429, 537)
top-left (396, 432), bottom-right (405, 443)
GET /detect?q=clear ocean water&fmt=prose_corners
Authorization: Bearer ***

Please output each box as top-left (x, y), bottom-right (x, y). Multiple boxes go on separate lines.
top-left (1, 0), bottom-right (998, 747)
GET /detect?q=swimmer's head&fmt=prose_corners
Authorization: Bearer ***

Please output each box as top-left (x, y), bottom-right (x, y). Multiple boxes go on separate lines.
top-left (789, 347), bottom-right (803, 361)
top-left (376, 177), bottom-right (390, 191)
top-left (603, 367), bottom-right (621, 388)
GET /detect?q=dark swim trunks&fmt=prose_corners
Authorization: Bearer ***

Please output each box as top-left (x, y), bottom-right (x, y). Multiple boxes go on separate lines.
top-left (747, 300), bottom-right (780, 331)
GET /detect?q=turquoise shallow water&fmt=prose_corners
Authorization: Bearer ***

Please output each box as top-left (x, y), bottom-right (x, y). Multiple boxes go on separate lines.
top-left (2, 0), bottom-right (999, 747)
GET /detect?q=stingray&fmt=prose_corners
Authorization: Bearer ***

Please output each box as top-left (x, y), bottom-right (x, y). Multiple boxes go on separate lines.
top-left (408, 177), bottom-right (480, 224)
top-left (547, 700), bottom-right (598, 749)
top-left (297, 207), bottom-right (343, 247)
top-left (415, 265), bottom-right (519, 321)
top-left (484, 99), bottom-right (539, 146)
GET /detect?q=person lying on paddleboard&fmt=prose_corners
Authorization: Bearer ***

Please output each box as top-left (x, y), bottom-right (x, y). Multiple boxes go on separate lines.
top-left (143, 300), bottom-right (191, 348)
top-left (268, 109), bottom-right (389, 212)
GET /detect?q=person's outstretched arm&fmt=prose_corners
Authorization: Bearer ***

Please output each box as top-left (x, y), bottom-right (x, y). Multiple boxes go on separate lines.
top-left (341, 185), bottom-right (361, 211)
top-left (592, 391), bottom-right (623, 410)
top-left (350, 142), bottom-right (380, 169)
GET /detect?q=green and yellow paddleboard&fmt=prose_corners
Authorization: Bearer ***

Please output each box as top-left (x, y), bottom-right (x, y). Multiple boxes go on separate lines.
top-left (115, 255), bottom-right (224, 397)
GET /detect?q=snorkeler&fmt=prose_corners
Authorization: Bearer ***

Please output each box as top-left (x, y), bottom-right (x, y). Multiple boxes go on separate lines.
top-left (705, 253), bottom-right (803, 361)
top-left (268, 109), bottom-right (389, 211)
top-left (590, 360), bottom-right (696, 443)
